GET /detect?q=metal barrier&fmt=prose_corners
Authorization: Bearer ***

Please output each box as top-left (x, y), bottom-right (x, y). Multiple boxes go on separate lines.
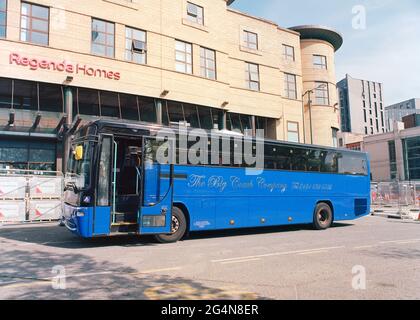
top-left (371, 182), bottom-right (420, 218)
top-left (0, 169), bottom-right (63, 223)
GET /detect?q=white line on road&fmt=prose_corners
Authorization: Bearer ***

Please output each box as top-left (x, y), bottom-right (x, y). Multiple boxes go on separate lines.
top-left (131, 267), bottom-right (182, 275)
top-left (220, 258), bottom-right (261, 265)
top-left (353, 245), bottom-right (376, 250)
top-left (379, 239), bottom-right (420, 245)
top-left (211, 246), bottom-right (345, 263)
top-left (297, 250), bottom-right (329, 256)
top-left (0, 267), bottom-right (184, 290)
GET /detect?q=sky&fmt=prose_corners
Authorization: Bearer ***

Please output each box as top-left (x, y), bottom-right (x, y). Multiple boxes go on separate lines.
top-left (230, 0), bottom-right (420, 105)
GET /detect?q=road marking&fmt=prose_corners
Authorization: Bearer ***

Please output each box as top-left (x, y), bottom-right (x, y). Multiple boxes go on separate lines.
top-left (130, 267), bottom-right (182, 275)
top-left (297, 250), bottom-right (329, 256)
top-left (220, 258), bottom-right (261, 265)
top-left (211, 246), bottom-right (345, 263)
top-left (0, 280), bottom-right (50, 290)
top-left (0, 267), bottom-right (183, 290)
top-left (379, 239), bottom-right (420, 245)
top-left (64, 271), bottom-right (115, 279)
top-left (353, 245), bottom-right (376, 250)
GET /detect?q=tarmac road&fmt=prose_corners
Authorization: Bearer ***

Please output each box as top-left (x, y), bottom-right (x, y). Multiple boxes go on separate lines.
top-left (0, 215), bottom-right (419, 300)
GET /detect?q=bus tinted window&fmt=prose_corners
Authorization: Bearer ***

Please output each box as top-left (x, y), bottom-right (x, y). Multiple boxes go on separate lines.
top-left (338, 152), bottom-right (368, 176)
top-left (291, 148), bottom-right (308, 171)
top-left (307, 149), bottom-right (323, 172)
top-left (321, 151), bottom-right (339, 173)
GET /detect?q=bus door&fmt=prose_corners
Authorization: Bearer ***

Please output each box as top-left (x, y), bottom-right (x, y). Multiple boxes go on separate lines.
top-left (139, 136), bottom-right (174, 234)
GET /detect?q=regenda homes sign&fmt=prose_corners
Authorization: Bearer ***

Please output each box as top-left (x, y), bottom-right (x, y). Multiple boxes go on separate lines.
top-left (9, 53), bottom-right (121, 80)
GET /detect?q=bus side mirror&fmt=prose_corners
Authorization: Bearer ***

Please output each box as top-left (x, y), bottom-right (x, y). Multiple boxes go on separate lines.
top-left (74, 145), bottom-right (84, 161)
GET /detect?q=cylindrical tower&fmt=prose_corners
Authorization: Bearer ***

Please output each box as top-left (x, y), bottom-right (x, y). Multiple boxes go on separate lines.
top-left (290, 25), bottom-right (343, 147)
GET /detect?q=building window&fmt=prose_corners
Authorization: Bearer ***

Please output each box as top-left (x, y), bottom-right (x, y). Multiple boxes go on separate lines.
top-left (227, 113), bottom-right (253, 134)
top-left (313, 55), bottom-right (327, 69)
top-left (0, 0), bottom-right (6, 38)
top-left (282, 44), bottom-right (295, 61)
top-left (175, 40), bottom-right (192, 74)
top-left (186, 2), bottom-right (203, 25)
top-left (287, 121), bottom-right (299, 143)
top-left (200, 47), bottom-right (216, 80)
top-left (91, 18), bottom-right (115, 58)
top-left (314, 82), bottom-right (329, 105)
top-left (0, 139), bottom-right (56, 171)
top-left (284, 73), bottom-right (297, 100)
top-left (245, 62), bottom-right (260, 91)
top-left (388, 140), bottom-right (397, 180)
top-left (125, 27), bottom-right (146, 64)
top-left (332, 128), bottom-right (339, 148)
top-left (20, 2), bottom-right (49, 45)
top-left (0, 78), bottom-right (64, 112)
top-left (243, 30), bottom-right (258, 50)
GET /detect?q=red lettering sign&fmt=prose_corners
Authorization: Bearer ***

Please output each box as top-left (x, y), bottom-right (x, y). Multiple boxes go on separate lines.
top-left (9, 53), bottom-right (121, 81)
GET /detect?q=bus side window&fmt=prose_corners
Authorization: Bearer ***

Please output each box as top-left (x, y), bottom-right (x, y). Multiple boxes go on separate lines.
top-left (291, 148), bottom-right (307, 171)
top-left (307, 150), bottom-right (322, 172)
top-left (264, 144), bottom-right (278, 170)
top-left (322, 151), bottom-right (339, 173)
top-left (276, 146), bottom-right (291, 170)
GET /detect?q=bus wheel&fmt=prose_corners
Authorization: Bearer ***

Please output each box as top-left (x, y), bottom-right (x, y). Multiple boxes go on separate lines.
top-left (154, 207), bottom-right (187, 244)
top-left (313, 203), bottom-right (333, 230)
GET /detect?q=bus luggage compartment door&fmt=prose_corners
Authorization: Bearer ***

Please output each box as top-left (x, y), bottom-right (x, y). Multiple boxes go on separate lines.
top-left (139, 137), bottom-right (174, 235)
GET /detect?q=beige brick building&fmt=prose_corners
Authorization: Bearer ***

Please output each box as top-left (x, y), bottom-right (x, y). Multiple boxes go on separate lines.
top-left (0, 0), bottom-right (343, 171)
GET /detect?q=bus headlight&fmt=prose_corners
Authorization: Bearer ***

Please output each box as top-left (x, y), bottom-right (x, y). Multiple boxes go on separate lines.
top-left (76, 211), bottom-right (85, 217)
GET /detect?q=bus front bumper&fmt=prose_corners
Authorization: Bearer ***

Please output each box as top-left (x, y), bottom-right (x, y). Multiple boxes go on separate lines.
top-left (63, 204), bottom-right (93, 238)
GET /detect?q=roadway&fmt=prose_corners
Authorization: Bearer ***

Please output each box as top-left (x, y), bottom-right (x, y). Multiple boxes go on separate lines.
top-left (0, 216), bottom-right (419, 300)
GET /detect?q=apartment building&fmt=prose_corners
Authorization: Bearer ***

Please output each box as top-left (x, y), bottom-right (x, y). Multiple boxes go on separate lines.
top-left (385, 98), bottom-right (420, 131)
top-left (0, 0), bottom-right (342, 171)
top-left (338, 74), bottom-right (386, 136)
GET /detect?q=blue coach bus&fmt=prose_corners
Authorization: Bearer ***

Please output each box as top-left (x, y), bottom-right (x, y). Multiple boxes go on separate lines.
top-left (63, 120), bottom-right (370, 243)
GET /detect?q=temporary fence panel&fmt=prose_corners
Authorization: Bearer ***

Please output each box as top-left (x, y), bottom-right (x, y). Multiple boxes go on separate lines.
top-left (0, 201), bottom-right (27, 222)
top-left (29, 200), bottom-right (62, 221)
top-left (371, 182), bottom-right (420, 218)
top-left (0, 176), bottom-right (27, 199)
top-left (0, 169), bottom-right (63, 223)
top-left (28, 176), bottom-right (63, 199)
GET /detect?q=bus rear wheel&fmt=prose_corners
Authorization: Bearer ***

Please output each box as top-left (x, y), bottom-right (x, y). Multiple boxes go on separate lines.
top-left (313, 203), bottom-right (333, 230)
top-left (154, 207), bottom-right (187, 243)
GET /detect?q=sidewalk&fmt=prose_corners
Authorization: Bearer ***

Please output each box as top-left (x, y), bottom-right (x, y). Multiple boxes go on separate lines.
top-left (371, 206), bottom-right (420, 222)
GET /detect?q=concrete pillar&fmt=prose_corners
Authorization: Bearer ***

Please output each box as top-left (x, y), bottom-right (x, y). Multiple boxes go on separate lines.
top-left (219, 110), bottom-right (227, 130)
top-left (156, 99), bottom-right (163, 125)
top-left (63, 86), bottom-right (73, 172)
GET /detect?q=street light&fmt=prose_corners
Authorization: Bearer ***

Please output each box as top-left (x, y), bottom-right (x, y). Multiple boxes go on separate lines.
top-left (302, 83), bottom-right (327, 144)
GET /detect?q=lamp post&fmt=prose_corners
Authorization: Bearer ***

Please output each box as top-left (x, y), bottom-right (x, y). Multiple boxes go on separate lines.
top-left (302, 83), bottom-right (327, 145)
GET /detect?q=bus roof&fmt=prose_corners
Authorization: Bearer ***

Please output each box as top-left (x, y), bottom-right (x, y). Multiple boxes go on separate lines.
top-left (79, 119), bottom-right (367, 156)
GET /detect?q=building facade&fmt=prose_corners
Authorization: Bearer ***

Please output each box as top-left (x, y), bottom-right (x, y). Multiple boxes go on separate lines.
top-left (338, 132), bottom-right (365, 151)
top-left (364, 122), bottom-right (420, 182)
top-left (338, 74), bottom-right (386, 136)
top-left (0, 0), bottom-right (342, 172)
top-left (385, 98), bottom-right (420, 131)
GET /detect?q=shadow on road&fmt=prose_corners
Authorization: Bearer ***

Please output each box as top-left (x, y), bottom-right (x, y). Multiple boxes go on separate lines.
top-left (0, 222), bottom-right (354, 250)
top-left (188, 222), bottom-right (354, 241)
top-left (0, 221), bottom-right (354, 250)
top-left (0, 249), bottom-right (264, 300)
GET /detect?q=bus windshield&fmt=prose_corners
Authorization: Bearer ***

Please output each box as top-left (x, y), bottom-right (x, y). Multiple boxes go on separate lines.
top-left (66, 140), bottom-right (95, 190)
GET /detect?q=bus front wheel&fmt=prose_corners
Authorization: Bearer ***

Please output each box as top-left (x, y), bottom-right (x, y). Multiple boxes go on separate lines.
top-left (313, 203), bottom-right (333, 230)
top-left (154, 207), bottom-right (187, 243)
